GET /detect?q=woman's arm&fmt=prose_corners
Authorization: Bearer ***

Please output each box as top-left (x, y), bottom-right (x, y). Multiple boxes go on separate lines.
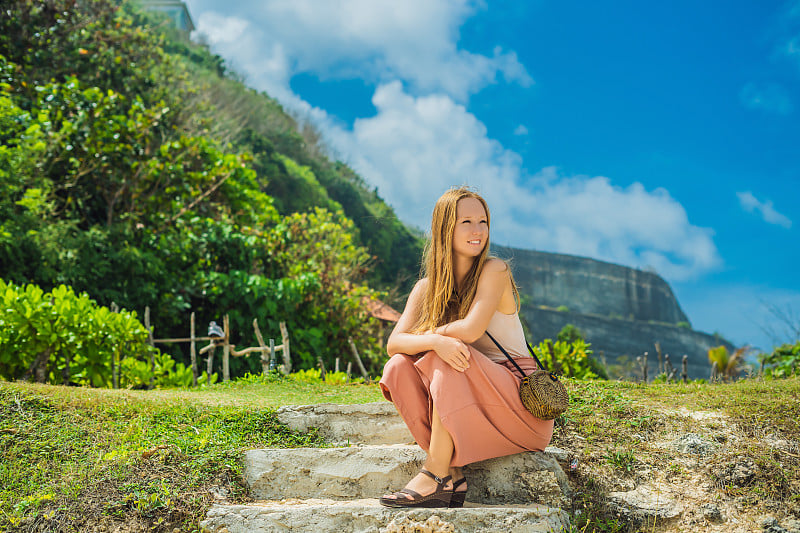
top-left (386, 279), bottom-right (472, 372)
top-left (433, 259), bottom-right (511, 343)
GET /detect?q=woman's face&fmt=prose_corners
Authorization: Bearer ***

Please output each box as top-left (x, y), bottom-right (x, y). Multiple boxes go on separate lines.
top-left (452, 197), bottom-right (488, 259)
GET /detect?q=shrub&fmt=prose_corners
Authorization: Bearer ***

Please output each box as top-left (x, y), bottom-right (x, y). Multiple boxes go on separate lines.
top-left (0, 279), bottom-right (151, 386)
top-left (532, 337), bottom-right (601, 380)
top-left (759, 342), bottom-right (800, 378)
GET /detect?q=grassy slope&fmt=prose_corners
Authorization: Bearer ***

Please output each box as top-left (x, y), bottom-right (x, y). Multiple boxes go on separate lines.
top-left (1, 377), bottom-right (798, 532)
top-left (0, 379), bottom-right (382, 532)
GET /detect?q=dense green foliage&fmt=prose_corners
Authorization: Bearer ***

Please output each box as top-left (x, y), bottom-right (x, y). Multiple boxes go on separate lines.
top-left (0, 279), bottom-right (149, 386)
top-left (0, 0), bottom-right (421, 380)
top-left (0, 279), bottom-right (217, 388)
top-left (531, 324), bottom-right (608, 379)
top-left (759, 341), bottom-right (800, 378)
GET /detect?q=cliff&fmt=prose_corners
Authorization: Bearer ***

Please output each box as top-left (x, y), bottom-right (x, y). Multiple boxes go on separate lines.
top-left (493, 246), bottom-right (689, 324)
top-left (492, 245), bottom-right (731, 379)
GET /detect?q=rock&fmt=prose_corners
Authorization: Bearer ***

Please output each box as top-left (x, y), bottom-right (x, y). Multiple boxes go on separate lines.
top-left (544, 445), bottom-right (570, 462)
top-left (761, 516), bottom-right (778, 527)
top-left (700, 503), bottom-right (722, 522)
top-left (276, 403), bottom-right (414, 446)
top-left (672, 433), bottom-right (719, 455)
top-left (381, 513), bottom-right (454, 533)
top-left (200, 499), bottom-right (570, 533)
top-left (244, 445), bottom-right (571, 507)
top-left (608, 483), bottom-right (682, 521)
top-left (785, 519), bottom-right (800, 533)
top-left (761, 516), bottom-right (789, 533)
top-left (764, 434), bottom-right (799, 454)
top-left (713, 457), bottom-right (756, 488)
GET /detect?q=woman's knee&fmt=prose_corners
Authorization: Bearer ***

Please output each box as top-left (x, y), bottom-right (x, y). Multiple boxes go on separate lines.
top-left (382, 353), bottom-right (423, 386)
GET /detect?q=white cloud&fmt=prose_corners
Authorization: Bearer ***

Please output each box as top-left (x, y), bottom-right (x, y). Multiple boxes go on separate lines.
top-left (740, 82), bottom-right (794, 115)
top-left (188, 1), bottom-right (720, 282)
top-left (514, 124), bottom-right (529, 136)
top-left (737, 191), bottom-right (793, 228)
top-left (191, 0), bottom-right (532, 101)
top-left (326, 83), bottom-right (720, 281)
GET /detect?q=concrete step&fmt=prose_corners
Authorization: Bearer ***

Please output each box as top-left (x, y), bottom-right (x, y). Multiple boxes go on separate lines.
top-left (276, 402), bottom-right (413, 446)
top-left (200, 498), bottom-right (571, 533)
top-left (244, 445), bottom-right (571, 508)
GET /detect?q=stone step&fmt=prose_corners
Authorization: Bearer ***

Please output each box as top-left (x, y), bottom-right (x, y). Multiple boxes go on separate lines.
top-left (276, 402), bottom-right (413, 446)
top-left (244, 445), bottom-right (571, 508)
top-left (200, 498), bottom-right (571, 533)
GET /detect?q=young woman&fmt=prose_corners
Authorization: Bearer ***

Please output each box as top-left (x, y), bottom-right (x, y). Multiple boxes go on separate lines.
top-left (378, 187), bottom-right (554, 509)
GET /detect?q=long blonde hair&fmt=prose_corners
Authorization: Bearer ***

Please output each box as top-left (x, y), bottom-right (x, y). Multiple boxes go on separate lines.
top-left (414, 187), bottom-right (519, 332)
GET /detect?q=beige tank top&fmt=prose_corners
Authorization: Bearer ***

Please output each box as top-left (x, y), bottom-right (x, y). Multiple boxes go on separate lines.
top-left (470, 310), bottom-right (530, 363)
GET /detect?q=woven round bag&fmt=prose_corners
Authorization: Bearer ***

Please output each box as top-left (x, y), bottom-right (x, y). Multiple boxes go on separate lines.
top-left (519, 371), bottom-right (569, 420)
top-left (486, 331), bottom-right (569, 421)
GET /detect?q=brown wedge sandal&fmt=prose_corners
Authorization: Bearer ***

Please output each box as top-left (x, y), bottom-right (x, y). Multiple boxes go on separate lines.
top-left (379, 469), bottom-right (453, 508)
top-left (449, 477), bottom-right (467, 508)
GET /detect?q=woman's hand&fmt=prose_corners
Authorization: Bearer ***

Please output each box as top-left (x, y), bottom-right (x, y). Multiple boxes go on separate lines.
top-left (432, 334), bottom-right (471, 372)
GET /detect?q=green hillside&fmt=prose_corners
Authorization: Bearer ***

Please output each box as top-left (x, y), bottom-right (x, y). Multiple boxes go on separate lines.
top-left (0, 0), bottom-right (421, 381)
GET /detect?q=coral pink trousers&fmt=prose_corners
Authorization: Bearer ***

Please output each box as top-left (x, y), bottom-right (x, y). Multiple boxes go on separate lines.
top-left (379, 347), bottom-right (554, 467)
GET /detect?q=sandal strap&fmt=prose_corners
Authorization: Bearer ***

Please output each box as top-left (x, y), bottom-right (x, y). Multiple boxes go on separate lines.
top-left (420, 469), bottom-right (451, 486)
top-left (398, 488), bottom-right (422, 499)
top-left (452, 477), bottom-right (467, 490)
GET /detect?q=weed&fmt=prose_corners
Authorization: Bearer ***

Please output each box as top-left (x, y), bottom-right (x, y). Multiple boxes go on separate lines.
top-left (604, 449), bottom-right (636, 472)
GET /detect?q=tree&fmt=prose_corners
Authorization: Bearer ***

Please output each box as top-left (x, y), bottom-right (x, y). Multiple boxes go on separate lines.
top-left (707, 345), bottom-right (750, 381)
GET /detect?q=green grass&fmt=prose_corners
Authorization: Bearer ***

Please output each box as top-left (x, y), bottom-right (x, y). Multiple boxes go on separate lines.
top-left (0, 379), bottom-right (383, 531)
top-left (2, 376), bottom-right (798, 532)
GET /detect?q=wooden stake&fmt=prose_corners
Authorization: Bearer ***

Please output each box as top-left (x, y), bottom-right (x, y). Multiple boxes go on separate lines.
top-left (110, 300), bottom-right (118, 389)
top-left (145, 306), bottom-right (155, 389)
top-left (190, 312), bottom-right (198, 387)
top-left (269, 338), bottom-right (276, 372)
top-left (347, 337), bottom-right (370, 382)
top-left (253, 318), bottom-right (269, 375)
top-left (335, 357), bottom-right (340, 373)
top-left (318, 356), bottom-right (326, 382)
top-left (681, 355), bottom-right (688, 384)
top-left (664, 353), bottom-right (676, 382)
top-left (655, 342), bottom-right (663, 376)
top-left (642, 351), bottom-right (648, 383)
top-left (279, 321), bottom-right (291, 374)
top-left (346, 362), bottom-right (352, 383)
top-left (206, 345), bottom-right (215, 380)
top-left (222, 314), bottom-right (230, 382)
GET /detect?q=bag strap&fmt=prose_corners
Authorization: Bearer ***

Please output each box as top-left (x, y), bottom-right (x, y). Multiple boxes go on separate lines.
top-left (485, 331), bottom-right (548, 377)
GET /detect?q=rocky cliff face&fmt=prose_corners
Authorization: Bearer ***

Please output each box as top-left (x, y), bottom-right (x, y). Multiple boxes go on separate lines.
top-left (492, 245), bottom-right (730, 379)
top-left (494, 246), bottom-right (689, 324)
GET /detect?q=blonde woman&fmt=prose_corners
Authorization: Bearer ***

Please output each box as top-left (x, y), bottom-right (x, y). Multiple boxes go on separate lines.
top-left (379, 186), bottom-right (553, 508)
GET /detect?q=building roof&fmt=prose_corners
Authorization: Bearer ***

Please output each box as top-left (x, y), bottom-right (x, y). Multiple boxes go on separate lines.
top-left (364, 297), bottom-right (402, 323)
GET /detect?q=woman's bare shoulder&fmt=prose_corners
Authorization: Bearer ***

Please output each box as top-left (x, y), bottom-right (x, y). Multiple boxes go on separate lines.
top-left (483, 258), bottom-right (510, 274)
top-left (413, 277), bottom-right (430, 291)
top-left (406, 278), bottom-right (429, 301)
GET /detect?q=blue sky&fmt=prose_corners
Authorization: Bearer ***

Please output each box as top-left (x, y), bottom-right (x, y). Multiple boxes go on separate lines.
top-left (187, 0), bottom-right (800, 353)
